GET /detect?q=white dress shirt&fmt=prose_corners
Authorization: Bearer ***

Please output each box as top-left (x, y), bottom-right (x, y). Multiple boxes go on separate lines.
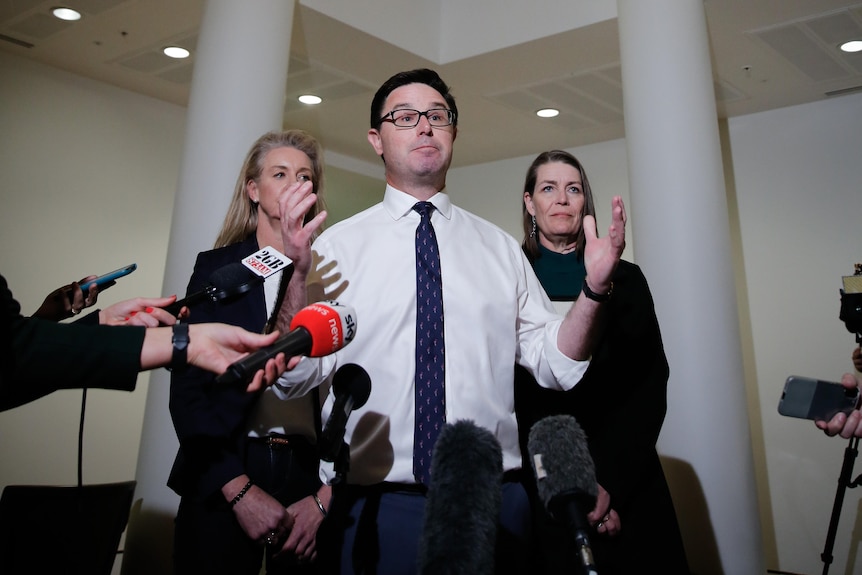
top-left (277, 185), bottom-right (589, 484)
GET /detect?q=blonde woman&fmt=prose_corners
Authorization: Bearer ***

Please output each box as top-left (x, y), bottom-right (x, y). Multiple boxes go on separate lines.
top-left (169, 130), bottom-right (329, 574)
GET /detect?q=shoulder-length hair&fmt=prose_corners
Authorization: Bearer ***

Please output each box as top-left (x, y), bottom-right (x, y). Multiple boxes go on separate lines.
top-left (214, 130), bottom-right (327, 248)
top-left (521, 149), bottom-right (596, 262)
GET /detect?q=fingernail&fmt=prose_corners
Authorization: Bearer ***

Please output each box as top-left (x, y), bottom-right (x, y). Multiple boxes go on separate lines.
top-left (145, 307), bottom-right (154, 313)
top-left (123, 317), bottom-right (129, 321)
top-left (130, 311), bottom-right (138, 316)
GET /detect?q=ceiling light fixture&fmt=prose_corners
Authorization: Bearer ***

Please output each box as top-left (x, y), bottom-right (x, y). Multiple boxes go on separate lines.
top-left (52, 7), bottom-right (81, 21)
top-left (298, 94), bottom-right (322, 105)
top-left (536, 108), bottom-right (560, 118)
top-left (840, 40), bottom-right (862, 53)
top-left (163, 46), bottom-right (190, 59)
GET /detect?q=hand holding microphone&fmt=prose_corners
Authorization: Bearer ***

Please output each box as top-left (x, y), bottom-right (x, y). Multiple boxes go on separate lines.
top-left (528, 415), bottom-right (600, 575)
top-left (164, 262), bottom-right (269, 316)
top-left (216, 300), bottom-right (356, 386)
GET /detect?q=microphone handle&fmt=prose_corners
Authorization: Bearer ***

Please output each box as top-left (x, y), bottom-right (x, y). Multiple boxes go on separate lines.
top-left (164, 286), bottom-right (216, 316)
top-left (319, 396), bottom-right (355, 462)
top-left (554, 494), bottom-right (598, 575)
top-left (215, 326), bottom-right (312, 385)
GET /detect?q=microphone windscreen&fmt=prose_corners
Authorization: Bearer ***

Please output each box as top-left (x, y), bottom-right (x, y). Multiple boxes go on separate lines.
top-left (419, 420), bottom-right (502, 575)
top-left (207, 262), bottom-right (263, 299)
top-left (290, 300), bottom-right (357, 357)
top-left (527, 414), bottom-right (596, 511)
top-left (333, 363), bottom-right (371, 409)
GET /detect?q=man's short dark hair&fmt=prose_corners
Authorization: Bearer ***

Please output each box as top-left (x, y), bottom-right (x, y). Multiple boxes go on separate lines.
top-left (370, 69), bottom-right (459, 130)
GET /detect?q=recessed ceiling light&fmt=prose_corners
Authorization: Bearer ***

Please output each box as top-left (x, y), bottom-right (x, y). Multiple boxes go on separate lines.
top-left (52, 7), bottom-right (81, 21)
top-left (163, 46), bottom-right (190, 59)
top-left (840, 40), bottom-right (862, 53)
top-left (536, 108), bottom-right (560, 118)
top-left (298, 94), bottom-right (322, 105)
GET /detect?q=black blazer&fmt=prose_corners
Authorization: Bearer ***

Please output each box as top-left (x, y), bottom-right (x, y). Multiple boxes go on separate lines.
top-left (167, 236), bottom-right (271, 499)
top-left (1, 273), bottom-right (143, 412)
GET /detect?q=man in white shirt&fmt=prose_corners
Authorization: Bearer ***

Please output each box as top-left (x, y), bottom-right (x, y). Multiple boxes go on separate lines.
top-left (276, 68), bottom-right (627, 574)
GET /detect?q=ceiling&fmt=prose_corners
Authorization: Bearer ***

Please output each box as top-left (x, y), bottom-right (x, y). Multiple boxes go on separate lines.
top-left (2, 0), bottom-right (862, 171)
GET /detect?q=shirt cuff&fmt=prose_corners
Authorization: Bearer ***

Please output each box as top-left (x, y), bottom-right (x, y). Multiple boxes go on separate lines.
top-left (270, 355), bottom-right (335, 399)
top-left (544, 319), bottom-right (590, 391)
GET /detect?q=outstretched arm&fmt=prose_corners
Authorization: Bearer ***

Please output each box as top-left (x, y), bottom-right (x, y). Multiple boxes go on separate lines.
top-left (557, 196), bottom-right (627, 360)
top-left (141, 323), bottom-right (284, 391)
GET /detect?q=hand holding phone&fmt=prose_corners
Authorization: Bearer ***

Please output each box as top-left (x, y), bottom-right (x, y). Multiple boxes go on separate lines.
top-left (778, 375), bottom-right (860, 421)
top-left (78, 263), bottom-right (137, 294)
top-left (32, 264), bottom-right (137, 321)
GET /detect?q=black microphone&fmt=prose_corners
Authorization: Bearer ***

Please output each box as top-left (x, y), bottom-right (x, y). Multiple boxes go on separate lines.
top-left (164, 262), bottom-right (274, 316)
top-left (215, 300), bottom-right (357, 386)
top-left (319, 363), bottom-right (371, 462)
top-left (419, 420), bottom-right (502, 575)
top-left (528, 415), bottom-right (599, 575)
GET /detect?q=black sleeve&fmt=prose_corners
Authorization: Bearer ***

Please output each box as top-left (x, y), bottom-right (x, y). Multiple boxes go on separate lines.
top-left (584, 263), bottom-right (669, 509)
top-left (167, 251), bottom-right (261, 498)
top-left (1, 273), bottom-right (144, 411)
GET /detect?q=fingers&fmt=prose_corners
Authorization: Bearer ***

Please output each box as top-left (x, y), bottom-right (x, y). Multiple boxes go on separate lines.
top-left (84, 283), bottom-right (101, 308)
top-left (819, 410), bottom-right (862, 438)
top-left (246, 372), bottom-right (264, 394)
top-left (587, 484), bottom-right (610, 525)
top-left (612, 195), bottom-right (627, 226)
top-left (286, 356), bottom-right (303, 371)
top-left (841, 372), bottom-right (860, 392)
top-left (250, 330), bottom-right (281, 349)
top-left (245, 356), bottom-right (286, 393)
top-left (608, 196), bottom-right (627, 250)
top-left (279, 180), bottom-right (315, 212)
top-left (596, 509), bottom-right (621, 536)
top-left (98, 295), bottom-right (180, 326)
top-left (582, 214), bottom-right (598, 243)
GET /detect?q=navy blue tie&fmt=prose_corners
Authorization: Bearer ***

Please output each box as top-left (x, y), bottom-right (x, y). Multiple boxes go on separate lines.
top-left (413, 201), bottom-right (445, 485)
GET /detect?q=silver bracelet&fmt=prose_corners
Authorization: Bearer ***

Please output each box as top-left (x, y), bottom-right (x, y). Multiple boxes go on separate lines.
top-left (313, 493), bottom-right (327, 517)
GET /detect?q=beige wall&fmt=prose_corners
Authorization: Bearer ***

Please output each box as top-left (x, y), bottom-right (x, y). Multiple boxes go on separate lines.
top-left (3, 47), bottom-right (862, 574)
top-left (0, 51), bottom-right (184, 487)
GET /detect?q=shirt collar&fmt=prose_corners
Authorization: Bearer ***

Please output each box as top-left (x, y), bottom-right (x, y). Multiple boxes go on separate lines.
top-left (383, 184), bottom-right (452, 221)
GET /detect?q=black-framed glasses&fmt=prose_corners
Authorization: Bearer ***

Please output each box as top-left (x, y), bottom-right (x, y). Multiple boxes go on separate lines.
top-left (379, 108), bottom-right (456, 128)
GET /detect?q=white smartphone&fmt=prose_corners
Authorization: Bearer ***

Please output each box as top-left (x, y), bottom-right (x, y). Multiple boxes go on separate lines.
top-left (778, 375), bottom-right (860, 421)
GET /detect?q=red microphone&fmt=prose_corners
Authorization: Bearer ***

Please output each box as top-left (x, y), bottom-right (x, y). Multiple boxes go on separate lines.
top-left (215, 300), bottom-right (356, 385)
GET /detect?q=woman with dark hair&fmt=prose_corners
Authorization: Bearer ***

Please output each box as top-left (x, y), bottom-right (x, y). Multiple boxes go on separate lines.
top-left (515, 150), bottom-right (690, 574)
top-left (169, 130), bottom-right (330, 574)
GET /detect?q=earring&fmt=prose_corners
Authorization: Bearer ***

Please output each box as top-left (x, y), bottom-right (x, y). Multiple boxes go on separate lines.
top-left (530, 216), bottom-right (537, 238)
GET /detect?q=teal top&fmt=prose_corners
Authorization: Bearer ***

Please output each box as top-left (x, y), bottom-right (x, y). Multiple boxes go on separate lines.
top-left (531, 244), bottom-right (585, 301)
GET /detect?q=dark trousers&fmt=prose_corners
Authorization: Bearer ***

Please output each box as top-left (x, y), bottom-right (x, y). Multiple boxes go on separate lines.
top-left (317, 480), bottom-right (532, 574)
top-left (173, 435), bottom-right (322, 575)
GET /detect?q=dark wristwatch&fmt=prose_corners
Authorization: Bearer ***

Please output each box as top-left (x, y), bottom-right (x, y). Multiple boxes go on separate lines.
top-left (171, 322), bottom-right (189, 370)
top-left (581, 278), bottom-right (613, 303)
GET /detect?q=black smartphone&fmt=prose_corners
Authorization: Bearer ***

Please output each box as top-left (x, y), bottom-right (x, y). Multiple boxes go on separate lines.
top-left (778, 375), bottom-right (860, 421)
top-left (78, 263), bottom-right (137, 293)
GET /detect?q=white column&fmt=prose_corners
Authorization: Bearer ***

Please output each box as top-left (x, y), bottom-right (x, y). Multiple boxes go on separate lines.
top-left (121, 1), bottom-right (294, 573)
top-left (616, 1), bottom-right (764, 573)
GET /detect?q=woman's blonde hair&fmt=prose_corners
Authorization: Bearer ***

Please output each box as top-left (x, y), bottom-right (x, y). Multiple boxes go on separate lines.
top-left (214, 130), bottom-right (327, 248)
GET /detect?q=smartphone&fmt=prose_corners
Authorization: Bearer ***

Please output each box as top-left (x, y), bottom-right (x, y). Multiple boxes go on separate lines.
top-left (79, 263), bottom-right (137, 293)
top-left (778, 375), bottom-right (860, 421)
